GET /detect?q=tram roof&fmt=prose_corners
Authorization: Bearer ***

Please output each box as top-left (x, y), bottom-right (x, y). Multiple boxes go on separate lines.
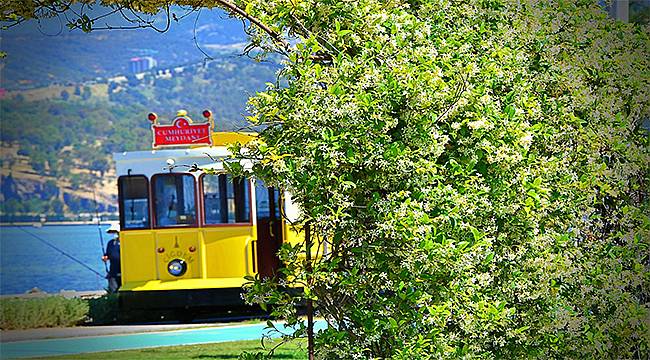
top-left (112, 131), bottom-right (257, 178)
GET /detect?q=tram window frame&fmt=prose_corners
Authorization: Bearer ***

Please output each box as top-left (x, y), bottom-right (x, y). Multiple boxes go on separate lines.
top-left (151, 173), bottom-right (199, 229)
top-left (117, 175), bottom-right (151, 230)
top-left (255, 181), bottom-right (283, 220)
top-left (199, 173), bottom-right (252, 226)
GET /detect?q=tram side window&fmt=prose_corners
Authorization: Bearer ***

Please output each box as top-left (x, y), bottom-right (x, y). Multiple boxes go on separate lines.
top-left (153, 174), bottom-right (197, 227)
top-left (203, 175), bottom-right (250, 224)
top-left (118, 176), bottom-right (150, 229)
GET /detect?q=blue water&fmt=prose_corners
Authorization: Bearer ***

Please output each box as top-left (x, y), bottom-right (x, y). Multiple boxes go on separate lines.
top-left (0, 225), bottom-right (110, 295)
top-left (0, 320), bottom-right (327, 359)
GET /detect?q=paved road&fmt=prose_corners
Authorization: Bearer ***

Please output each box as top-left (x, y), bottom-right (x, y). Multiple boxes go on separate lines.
top-left (0, 320), bottom-right (327, 359)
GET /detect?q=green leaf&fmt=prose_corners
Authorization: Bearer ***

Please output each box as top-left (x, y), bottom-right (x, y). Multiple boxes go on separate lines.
top-left (470, 226), bottom-right (484, 241)
top-left (483, 252), bottom-right (495, 265)
top-left (515, 326), bottom-right (530, 334)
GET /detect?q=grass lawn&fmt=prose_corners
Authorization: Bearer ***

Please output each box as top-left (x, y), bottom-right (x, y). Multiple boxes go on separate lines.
top-left (29, 339), bottom-right (307, 359)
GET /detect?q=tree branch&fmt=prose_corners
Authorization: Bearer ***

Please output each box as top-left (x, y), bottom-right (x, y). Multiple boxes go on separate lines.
top-left (213, 0), bottom-right (290, 52)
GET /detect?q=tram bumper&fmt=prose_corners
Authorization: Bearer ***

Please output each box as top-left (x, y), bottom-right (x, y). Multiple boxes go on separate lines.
top-left (119, 288), bottom-right (246, 310)
top-left (118, 278), bottom-right (249, 310)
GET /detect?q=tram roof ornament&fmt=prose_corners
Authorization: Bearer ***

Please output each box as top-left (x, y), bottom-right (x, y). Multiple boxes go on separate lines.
top-left (149, 109), bottom-right (213, 149)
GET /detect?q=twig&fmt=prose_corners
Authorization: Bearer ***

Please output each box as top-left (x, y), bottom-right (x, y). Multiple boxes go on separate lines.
top-left (436, 73), bottom-right (468, 122)
top-left (193, 8), bottom-right (214, 60)
top-left (214, 0), bottom-right (290, 52)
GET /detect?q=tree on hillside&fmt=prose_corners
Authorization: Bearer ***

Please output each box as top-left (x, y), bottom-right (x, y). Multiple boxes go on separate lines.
top-left (4, 1), bottom-right (648, 358)
top-left (29, 151), bottom-right (47, 173)
top-left (2, 198), bottom-right (23, 215)
top-left (82, 86), bottom-right (92, 100)
top-left (50, 199), bottom-right (64, 214)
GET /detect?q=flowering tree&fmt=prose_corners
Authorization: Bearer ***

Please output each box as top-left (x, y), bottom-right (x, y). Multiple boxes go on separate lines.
top-left (236, 1), bottom-right (649, 358)
top-left (5, 0), bottom-right (649, 358)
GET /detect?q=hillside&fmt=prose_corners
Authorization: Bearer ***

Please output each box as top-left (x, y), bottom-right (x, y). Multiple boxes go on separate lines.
top-left (1, 7), bottom-right (246, 90)
top-left (0, 21), bottom-right (278, 221)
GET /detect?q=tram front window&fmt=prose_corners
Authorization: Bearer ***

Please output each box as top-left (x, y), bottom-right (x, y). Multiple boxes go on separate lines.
top-left (153, 174), bottom-right (197, 227)
top-left (118, 175), bottom-right (150, 229)
top-left (202, 174), bottom-right (250, 224)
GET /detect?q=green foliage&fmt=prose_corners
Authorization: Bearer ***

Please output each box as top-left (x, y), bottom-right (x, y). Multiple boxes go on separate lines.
top-left (81, 86), bottom-right (92, 101)
top-left (0, 296), bottom-right (89, 330)
top-left (0, 97), bottom-right (149, 215)
top-left (233, 0), bottom-right (649, 359)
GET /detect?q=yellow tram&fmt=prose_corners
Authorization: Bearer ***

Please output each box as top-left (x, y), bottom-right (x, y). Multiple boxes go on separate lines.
top-left (112, 110), bottom-right (302, 311)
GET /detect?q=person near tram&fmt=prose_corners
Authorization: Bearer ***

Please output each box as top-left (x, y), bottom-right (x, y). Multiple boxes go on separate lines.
top-left (102, 223), bottom-right (121, 293)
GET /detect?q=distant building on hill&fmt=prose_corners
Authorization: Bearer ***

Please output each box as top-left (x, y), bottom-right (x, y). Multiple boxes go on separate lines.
top-left (129, 57), bottom-right (157, 74)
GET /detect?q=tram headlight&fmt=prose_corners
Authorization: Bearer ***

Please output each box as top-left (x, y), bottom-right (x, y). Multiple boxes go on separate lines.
top-left (167, 259), bottom-right (187, 277)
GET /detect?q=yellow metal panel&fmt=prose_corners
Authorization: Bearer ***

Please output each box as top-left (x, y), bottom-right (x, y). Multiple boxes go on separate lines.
top-left (207, 132), bottom-right (257, 147)
top-left (154, 229), bottom-right (201, 281)
top-left (282, 222), bottom-right (324, 260)
top-left (202, 226), bottom-right (254, 278)
top-left (120, 230), bottom-right (156, 283)
top-left (283, 222), bottom-right (304, 247)
top-left (121, 277), bottom-right (248, 291)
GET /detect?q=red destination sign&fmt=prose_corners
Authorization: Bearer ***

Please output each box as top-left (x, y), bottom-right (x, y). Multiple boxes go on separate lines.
top-left (152, 116), bottom-right (212, 148)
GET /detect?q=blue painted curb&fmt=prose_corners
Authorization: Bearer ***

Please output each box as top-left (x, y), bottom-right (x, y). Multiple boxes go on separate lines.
top-left (0, 320), bottom-right (327, 359)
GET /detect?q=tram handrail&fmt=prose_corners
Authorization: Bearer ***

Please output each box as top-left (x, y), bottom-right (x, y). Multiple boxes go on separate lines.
top-left (251, 240), bottom-right (257, 273)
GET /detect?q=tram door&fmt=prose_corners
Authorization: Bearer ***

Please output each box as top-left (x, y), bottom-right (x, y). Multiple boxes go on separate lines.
top-left (255, 182), bottom-right (283, 279)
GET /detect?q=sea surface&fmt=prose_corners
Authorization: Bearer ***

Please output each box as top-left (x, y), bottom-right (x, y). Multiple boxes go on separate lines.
top-left (0, 225), bottom-right (110, 295)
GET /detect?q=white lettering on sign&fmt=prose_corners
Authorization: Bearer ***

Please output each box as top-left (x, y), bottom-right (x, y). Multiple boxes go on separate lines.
top-left (158, 128), bottom-right (207, 136)
top-left (152, 115), bottom-right (212, 147)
